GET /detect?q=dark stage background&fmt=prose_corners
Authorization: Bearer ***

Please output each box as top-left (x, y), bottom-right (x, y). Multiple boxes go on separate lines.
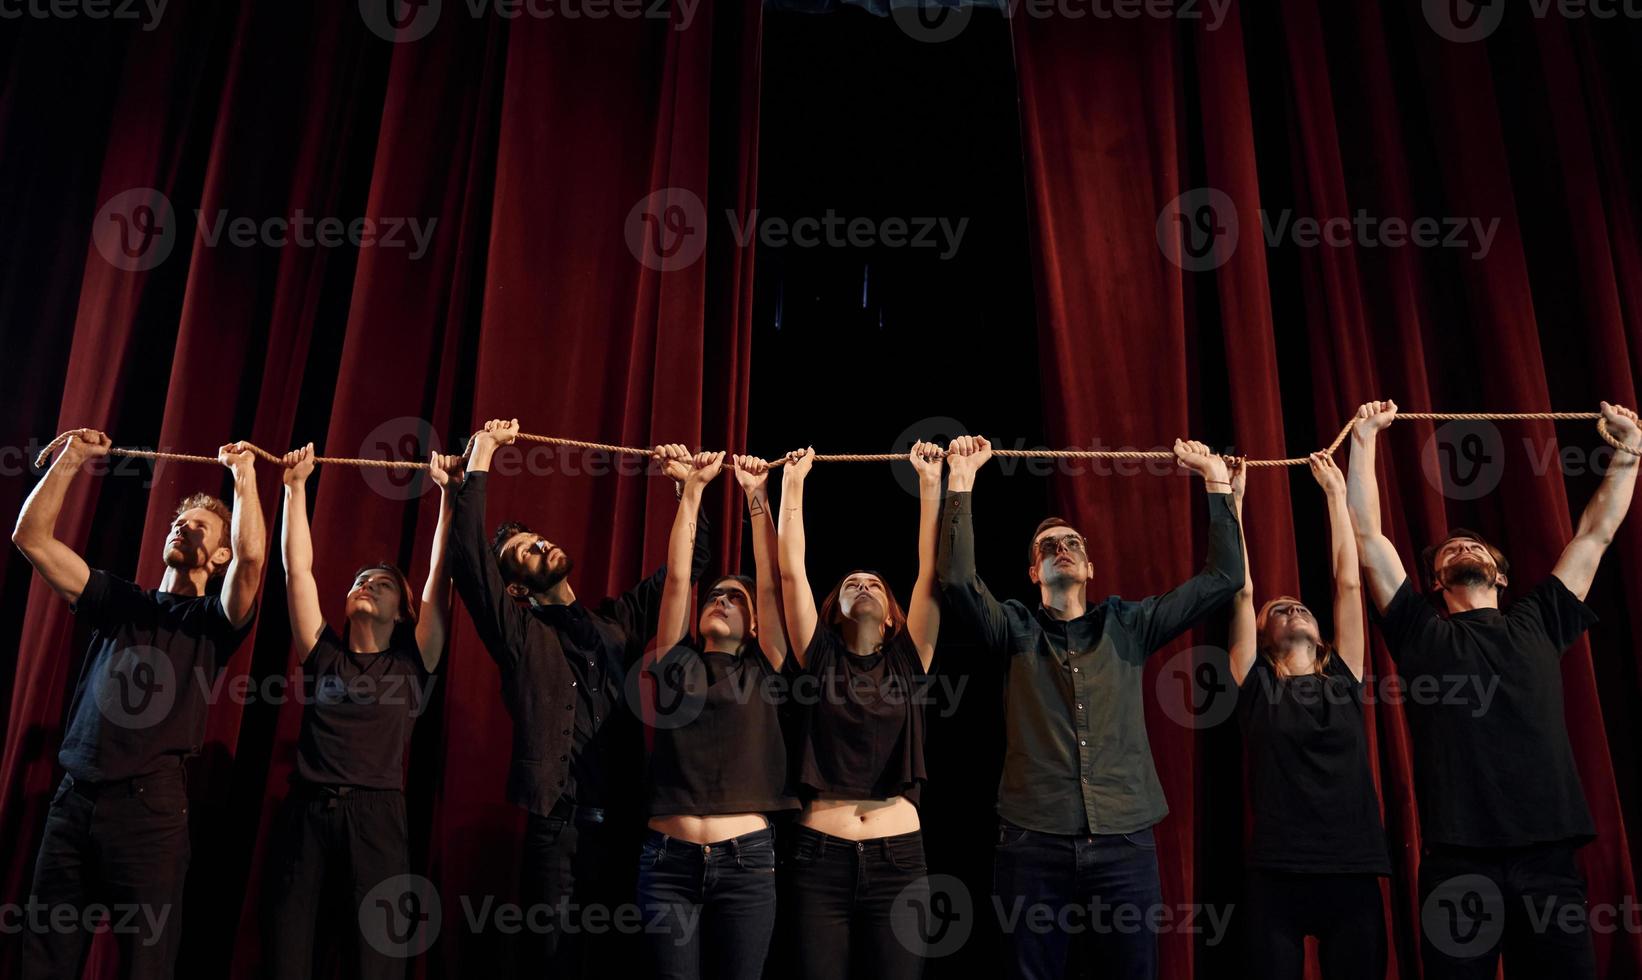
top-left (3, 2), bottom-right (1642, 979)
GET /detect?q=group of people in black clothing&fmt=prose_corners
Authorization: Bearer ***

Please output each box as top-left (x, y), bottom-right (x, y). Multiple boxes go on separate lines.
top-left (10, 399), bottom-right (1640, 980)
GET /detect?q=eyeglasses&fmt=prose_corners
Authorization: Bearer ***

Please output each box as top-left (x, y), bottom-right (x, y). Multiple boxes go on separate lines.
top-left (1035, 534), bottom-right (1086, 559)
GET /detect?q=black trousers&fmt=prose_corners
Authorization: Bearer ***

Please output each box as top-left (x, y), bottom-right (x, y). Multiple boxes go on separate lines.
top-left (637, 828), bottom-right (779, 980)
top-left (1242, 870), bottom-right (1386, 980)
top-left (783, 826), bottom-right (929, 980)
top-left (1418, 841), bottom-right (1596, 980)
top-left (518, 810), bottom-right (638, 979)
top-left (263, 785), bottom-right (410, 980)
top-left (22, 767), bottom-right (191, 980)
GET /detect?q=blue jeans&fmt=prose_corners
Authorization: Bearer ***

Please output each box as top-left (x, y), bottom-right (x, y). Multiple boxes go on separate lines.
top-left (637, 827), bottom-right (778, 980)
top-left (992, 820), bottom-right (1163, 980)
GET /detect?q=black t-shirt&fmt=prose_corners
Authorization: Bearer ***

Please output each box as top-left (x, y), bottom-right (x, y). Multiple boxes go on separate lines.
top-left (1237, 655), bottom-right (1390, 875)
top-left (60, 569), bottom-right (256, 782)
top-left (792, 627), bottom-right (928, 806)
top-left (645, 643), bottom-right (799, 817)
top-left (1375, 576), bottom-right (1597, 848)
top-left (296, 626), bottom-right (431, 790)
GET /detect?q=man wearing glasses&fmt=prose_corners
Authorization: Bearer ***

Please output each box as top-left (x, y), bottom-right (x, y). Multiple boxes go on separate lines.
top-left (936, 435), bottom-right (1243, 980)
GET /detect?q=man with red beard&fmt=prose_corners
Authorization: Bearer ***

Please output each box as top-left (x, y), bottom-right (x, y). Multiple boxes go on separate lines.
top-left (12, 428), bottom-right (265, 979)
top-left (449, 418), bottom-right (710, 979)
top-left (1347, 399), bottom-right (1641, 980)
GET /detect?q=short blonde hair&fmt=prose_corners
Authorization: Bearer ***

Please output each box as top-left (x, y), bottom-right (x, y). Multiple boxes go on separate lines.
top-left (173, 493), bottom-right (233, 564)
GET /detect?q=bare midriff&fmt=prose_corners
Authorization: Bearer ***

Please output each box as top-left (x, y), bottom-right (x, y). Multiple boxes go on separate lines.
top-left (798, 796), bottom-right (919, 840)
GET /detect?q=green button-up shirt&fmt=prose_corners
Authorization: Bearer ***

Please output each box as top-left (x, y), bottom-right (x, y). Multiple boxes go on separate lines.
top-left (936, 491), bottom-right (1242, 835)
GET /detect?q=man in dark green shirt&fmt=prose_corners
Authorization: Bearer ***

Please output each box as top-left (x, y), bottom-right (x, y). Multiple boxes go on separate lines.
top-left (936, 435), bottom-right (1243, 980)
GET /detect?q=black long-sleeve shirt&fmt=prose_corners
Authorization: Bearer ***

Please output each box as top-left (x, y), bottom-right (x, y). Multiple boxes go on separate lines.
top-left (449, 471), bottom-right (710, 816)
top-left (936, 490), bottom-right (1243, 835)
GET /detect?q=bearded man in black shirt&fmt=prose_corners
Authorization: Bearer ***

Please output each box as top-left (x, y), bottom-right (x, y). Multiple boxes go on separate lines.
top-left (449, 418), bottom-right (710, 978)
top-left (1347, 399), bottom-right (1641, 980)
top-left (12, 428), bottom-right (266, 980)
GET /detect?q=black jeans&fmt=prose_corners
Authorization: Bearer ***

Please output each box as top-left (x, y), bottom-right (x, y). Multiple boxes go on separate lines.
top-left (784, 826), bottom-right (928, 980)
top-left (518, 810), bottom-right (637, 979)
top-left (22, 767), bottom-right (191, 980)
top-left (637, 827), bottom-right (778, 980)
top-left (264, 785), bottom-right (409, 980)
top-left (1243, 870), bottom-right (1386, 980)
top-left (992, 820), bottom-right (1163, 980)
top-left (1418, 841), bottom-right (1596, 980)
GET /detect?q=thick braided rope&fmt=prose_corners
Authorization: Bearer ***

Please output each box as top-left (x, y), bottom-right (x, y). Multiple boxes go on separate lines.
top-left (31, 410), bottom-right (1640, 472)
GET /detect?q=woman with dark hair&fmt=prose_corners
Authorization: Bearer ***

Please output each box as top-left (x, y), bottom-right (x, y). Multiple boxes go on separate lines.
top-left (1227, 452), bottom-right (1389, 980)
top-left (638, 450), bottom-right (799, 980)
top-left (775, 443), bottom-right (943, 980)
top-left (266, 443), bottom-right (456, 980)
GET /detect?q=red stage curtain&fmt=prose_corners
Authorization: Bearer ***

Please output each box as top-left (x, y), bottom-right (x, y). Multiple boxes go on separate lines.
top-left (1013, 2), bottom-right (1642, 978)
top-left (0, 2), bottom-right (762, 977)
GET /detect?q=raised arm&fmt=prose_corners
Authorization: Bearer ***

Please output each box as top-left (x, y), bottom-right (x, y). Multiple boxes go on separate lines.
top-left (1346, 400), bottom-right (1409, 614)
top-left (417, 452), bottom-right (464, 672)
top-left (606, 444), bottom-right (712, 659)
top-left (1553, 402), bottom-right (1641, 601)
top-left (218, 442), bottom-right (267, 630)
top-left (654, 448), bottom-right (722, 657)
top-left (1310, 452), bottom-right (1365, 680)
top-left (279, 443), bottom-right (325, 660)
top-left (447, 419), bottom-right (529, 668)
top-left (935, 435), bottom-right (1010, 651)
top-left (904, 441), bottom-right (944, 671)
top-left (777, 448), bottom-right (819, 666)
top-left (11, 428), bottom-right (102, 605)
top-left (734, 455), bottom-right (787, 670)
top-left (1135, 440), bottom-right (1245, 652)
top-left (1226, 458), bottom-right (1256, 686)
